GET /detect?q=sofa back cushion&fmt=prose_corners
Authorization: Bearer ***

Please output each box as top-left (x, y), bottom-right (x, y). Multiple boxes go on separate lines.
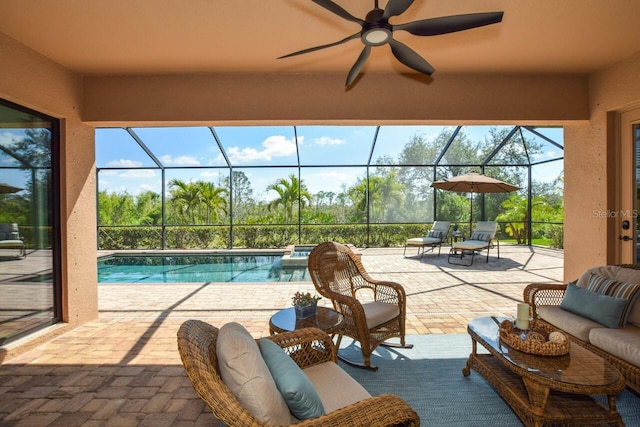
top-left (216, 322), bottom-right (292, 425)
top-left (576, 266), bottom-right (640, 328)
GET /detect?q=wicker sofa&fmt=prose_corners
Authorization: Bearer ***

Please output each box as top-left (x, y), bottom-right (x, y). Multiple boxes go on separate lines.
top-left (177, 320), bottom-right (419, 426)
top-left (524, 264), bottom-right (640, 394)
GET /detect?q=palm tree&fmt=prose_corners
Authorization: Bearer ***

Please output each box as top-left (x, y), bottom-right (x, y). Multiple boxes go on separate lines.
top-left (195, 181), bottom-right (228, 224)
top-left (267, 174), bottom-right (312, 223)
top-left (169, 179), bottom-right (200, 224)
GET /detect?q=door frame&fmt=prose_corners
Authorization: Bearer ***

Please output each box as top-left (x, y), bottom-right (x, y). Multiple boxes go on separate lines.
top-left (617, 106), bottom-right (640, 264)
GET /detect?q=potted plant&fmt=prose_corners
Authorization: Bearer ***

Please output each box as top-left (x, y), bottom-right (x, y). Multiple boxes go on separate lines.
top-left (292, 291), bottom-right (321, 319)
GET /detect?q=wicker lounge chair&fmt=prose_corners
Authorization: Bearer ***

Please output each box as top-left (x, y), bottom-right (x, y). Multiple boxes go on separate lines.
top-left (308, 241), bottom-right (412, 370)
top-left (448, 221), bottom-right (499, 266)
top-left (403, 220), bottom-right (451, 258)
top-left (177, 320), bottom-right (420, 427)
top-left (0, 223), bottom-right (26, 258)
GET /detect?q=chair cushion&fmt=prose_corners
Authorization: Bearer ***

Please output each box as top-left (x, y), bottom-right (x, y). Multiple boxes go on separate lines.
top-left (406, 237), bottom-right (441, 246)
top-left (586, 273), bottom-right (640, 326)
top-left (560, 284), bottom-right (627, 328)
top-left (216, 322), bottom-right (291, 425)
top-left (589, 325), bottom-right (640, 367)
top-left (452, 240), bottom-right (488, 251)
top-left (538, 305), bottom-right (605, 342)
top-left (0, 240), bottom-right (24, 248)
top-left (363, 301), bottom-right (400, 329)
top-left (303, 361), bottom-right (371, 413)
top-left (259, 338), bottom-right (325, 420)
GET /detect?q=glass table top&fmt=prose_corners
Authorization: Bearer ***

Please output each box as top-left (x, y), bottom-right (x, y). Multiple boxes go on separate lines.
top-left (468, 316), bottom-right (621, 387)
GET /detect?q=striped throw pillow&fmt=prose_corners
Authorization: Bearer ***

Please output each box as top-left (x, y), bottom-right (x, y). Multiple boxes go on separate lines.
top-left (470, 232), bottom-right (491, 242)
top-left (586, 273), bottom-right (640, 326)
top-left (427, 230), bottom-right (444, 240)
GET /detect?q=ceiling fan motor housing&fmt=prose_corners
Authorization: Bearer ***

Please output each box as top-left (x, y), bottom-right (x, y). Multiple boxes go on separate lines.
top-left (361, 8), bottom-right (392, 45)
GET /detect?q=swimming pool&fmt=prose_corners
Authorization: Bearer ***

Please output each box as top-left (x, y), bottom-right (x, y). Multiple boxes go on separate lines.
top-left (97, 253), bottom-right (310, 283)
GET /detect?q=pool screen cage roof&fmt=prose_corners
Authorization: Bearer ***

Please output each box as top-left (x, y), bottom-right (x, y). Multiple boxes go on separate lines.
top-left (95, 124), bottom-right (564, 247)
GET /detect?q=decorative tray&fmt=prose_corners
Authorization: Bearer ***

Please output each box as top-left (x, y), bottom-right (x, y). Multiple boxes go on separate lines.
top-left (499, 319), bottom-right (570, 356)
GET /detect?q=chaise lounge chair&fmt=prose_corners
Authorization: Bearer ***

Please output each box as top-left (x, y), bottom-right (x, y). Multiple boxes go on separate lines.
top-left (448, 221), bottom-right (499, 266)
top-left (403, 221), bottom-right (451, 258)
top-left (0, 223), bottom-right (26, 258)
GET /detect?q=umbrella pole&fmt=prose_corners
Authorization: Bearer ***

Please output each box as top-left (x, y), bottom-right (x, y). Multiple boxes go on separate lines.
top-left (469, 193), bottom-right (473, 234)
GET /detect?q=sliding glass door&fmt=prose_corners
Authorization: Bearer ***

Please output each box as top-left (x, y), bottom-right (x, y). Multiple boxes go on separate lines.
top-left (0, 99), bottom-right (60, 345)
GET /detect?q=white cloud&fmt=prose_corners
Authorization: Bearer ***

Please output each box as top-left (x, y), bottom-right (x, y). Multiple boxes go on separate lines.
top-left (137, 184), bottom-right (154, 193)
top-left (107, 159), bottom-right (143, 168)
top-left (314, 136), bottom-right (344, 146)
top-left (119, 170), bottom-right (158, 179)
top-left (160, 154), bottom-right (201, 166)
top-left (225, 135), bottom-right (297, 163)
top-left (200, 170), bottom-right (222, 179)
top-left (0, 131), bottom-right (18, 147)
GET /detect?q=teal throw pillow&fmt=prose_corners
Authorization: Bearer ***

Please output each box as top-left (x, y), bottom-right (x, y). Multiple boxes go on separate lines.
top-left (259, 338), bottom-right (325, 420)
top-left (560, 284), bottom-right (627, 328)
top-left (586, 273), bottom-right (640, 326)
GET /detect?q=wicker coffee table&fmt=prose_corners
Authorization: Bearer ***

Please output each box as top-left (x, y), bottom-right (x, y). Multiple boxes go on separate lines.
top-left (463, 316), bottom-right (625, 427)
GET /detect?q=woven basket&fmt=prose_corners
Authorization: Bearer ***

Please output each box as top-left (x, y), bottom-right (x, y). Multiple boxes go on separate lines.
top-left (499, 319), bottom-right (570, 356)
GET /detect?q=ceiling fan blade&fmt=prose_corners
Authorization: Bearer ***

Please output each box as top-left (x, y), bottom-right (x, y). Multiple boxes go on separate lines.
top-left (383, 0), bottom-right (415, 19)
top-left (388, 39), bottom-right (435, 76)
top-left (346, 45), bottom-right (371, 87)
top-left (312, 0), bottom-right (365, 25)
top-left (394, 11), bottom-right (504, 36)
top-left (278, 33), bottom-right (360, 59)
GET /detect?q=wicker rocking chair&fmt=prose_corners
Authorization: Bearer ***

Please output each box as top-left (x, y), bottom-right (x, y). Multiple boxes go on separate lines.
top-left (308, 241), bottom-right (412, 370)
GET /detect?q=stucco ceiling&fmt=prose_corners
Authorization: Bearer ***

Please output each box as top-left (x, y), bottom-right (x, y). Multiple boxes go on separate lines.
top-left (1, 0), bottom-right (639, 78)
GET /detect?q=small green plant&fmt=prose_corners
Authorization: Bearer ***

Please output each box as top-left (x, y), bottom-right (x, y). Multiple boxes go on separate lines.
top-left (291, 291), bottom-right (321, 307)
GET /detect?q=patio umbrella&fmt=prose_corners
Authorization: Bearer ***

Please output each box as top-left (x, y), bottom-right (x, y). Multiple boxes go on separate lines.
top-left (431, 172), bottom-right (519, 229)
top-left (0, 183), bottom-right (23, 194)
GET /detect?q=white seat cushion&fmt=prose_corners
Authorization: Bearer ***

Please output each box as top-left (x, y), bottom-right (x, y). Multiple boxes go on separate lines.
top-left (303, 361), bottom-right (371, 413)
top-left (362, 301), bottom-right (400, 329)
top-left (538, 305), bottom-right (604, 342)
top-left (589, 325), bottom-right (640, 366)
top-left (406, 237), bottom-right (442, 246)
top-left (0, 240), bottom-right (23, 248)
top-left (452, 240), bottom-right (489, 251)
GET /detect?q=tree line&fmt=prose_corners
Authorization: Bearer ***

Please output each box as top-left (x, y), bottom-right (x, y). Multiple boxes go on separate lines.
top-left (98, 127), bottom-right (564, 235)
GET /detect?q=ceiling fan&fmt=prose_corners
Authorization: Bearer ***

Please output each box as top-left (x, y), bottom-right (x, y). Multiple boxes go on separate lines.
top-left (279, 0), bottom-right (504, 87)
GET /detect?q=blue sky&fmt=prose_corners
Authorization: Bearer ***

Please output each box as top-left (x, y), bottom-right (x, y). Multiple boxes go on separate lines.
top-left (94, 125), bottom-right (564, 200)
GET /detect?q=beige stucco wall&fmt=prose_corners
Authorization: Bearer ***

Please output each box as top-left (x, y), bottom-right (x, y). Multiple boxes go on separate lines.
top-left (0, 33), bottom-right (98, 349)
top-left (563, 51), bottom-right (640, 281)
top-left (82, 73), bottom-right (589, 125)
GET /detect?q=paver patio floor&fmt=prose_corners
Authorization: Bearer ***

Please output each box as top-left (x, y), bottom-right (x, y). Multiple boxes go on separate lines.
top-left (0, 244), bottom-right (564, 426)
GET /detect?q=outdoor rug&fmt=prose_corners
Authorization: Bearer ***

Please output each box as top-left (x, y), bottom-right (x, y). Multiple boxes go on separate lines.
top-left (338, 334), bottom-right (640, 426)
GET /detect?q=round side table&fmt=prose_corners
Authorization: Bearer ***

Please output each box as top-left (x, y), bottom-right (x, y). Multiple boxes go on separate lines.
top-left (269, 306), bottom-right (344, 335)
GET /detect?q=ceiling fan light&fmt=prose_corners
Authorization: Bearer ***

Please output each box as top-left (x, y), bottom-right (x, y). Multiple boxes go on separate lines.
top-left (362, 28), bottom-right (391, 45)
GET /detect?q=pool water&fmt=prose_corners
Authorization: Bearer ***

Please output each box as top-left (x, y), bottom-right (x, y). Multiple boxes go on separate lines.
top-left (98, 254), bottom-right (310, 283)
